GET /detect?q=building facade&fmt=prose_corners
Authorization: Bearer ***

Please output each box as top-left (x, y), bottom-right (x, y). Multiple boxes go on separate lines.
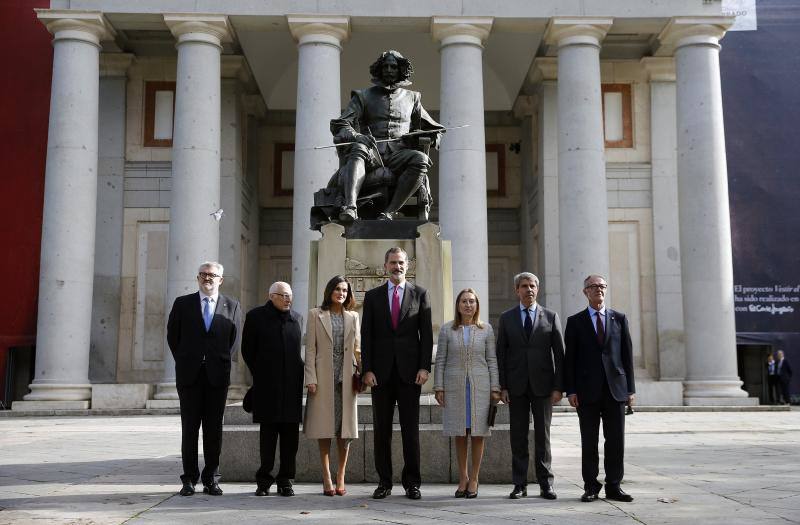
top-left (10, 1), bottom-right (758, 409)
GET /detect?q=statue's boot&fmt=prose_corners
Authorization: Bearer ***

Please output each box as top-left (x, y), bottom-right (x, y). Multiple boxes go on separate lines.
top-left (378, 170), bottom-right (425, 220)
top-left (339, 159), bottom-right (366, 223)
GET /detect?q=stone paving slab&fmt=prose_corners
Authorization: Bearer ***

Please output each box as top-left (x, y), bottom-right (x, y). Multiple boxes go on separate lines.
top-left (0, 411), bottom-right (798, 524)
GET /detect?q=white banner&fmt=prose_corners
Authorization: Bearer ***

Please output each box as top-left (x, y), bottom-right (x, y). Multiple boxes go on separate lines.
top-left (722, 0), bottom-right (758, 31)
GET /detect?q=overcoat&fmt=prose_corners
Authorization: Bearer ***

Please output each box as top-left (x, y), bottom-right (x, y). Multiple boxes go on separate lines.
top-left (303, 308), bottom-right (361, 439)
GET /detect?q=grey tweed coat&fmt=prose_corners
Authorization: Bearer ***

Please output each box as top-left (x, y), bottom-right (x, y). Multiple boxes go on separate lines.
top-left (434, 321), bottom-right (500, 436)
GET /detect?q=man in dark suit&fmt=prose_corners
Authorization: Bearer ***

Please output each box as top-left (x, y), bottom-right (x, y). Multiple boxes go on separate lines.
top-left (167, 261), bottom-right (241, 497)
top-left (361, 246), bottom-right (433, 500)
top-left (241, 281), bottom-right (304, 497)
top-left (776, 350), bottom-right (793, 405)
top-left (496, 272), bottom-right (564, 500)
top-left (565, 274), bottom-right (635, 503)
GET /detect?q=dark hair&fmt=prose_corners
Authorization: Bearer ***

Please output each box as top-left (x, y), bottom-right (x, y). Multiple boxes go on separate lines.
top-left (321, 275), bottom-right (356, 311)
top-left (452, 288), bottom-right (484, 330)
top-left (384, 246), bottom-right (408, 264)
top-left (369, 50), bottom-right (413, 84)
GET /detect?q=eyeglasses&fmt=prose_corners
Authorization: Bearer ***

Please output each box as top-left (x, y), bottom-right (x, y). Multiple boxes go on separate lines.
top-left (585, 284), bottom-right (608, 291)
top-left (198, 272), bottom-right (221, 280)
top-left (271, 293), bottom-right (292, 300)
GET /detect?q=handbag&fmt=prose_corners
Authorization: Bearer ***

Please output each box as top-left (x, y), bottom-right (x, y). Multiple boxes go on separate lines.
top-left (352, 364), bottom-right (365, 393)
top-left (487, 403), bottom-right (498, 427)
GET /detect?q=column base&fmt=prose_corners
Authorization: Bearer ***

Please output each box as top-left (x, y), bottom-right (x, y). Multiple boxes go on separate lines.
top-left (146, 382), bottom-right (180, 408)
top-left (12, 400), bottom-right (90, 411)
top-left (683, 380), bottom-right (756, 405)
top-left (22, 383), bottom-right (92, 402)
top-left (226, 383), bottom-right (248, 401)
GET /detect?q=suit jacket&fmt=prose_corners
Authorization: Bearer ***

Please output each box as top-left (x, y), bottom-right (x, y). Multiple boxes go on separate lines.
top-left (360, 281), bottom-right (433, 385)
top-left (564, 307), bottom-right (635, 403)
top-left (777, 358), bottom-right (793, 385)
top-left (167, 292), bottom-right (242, 389)
top-left (496, 304), bottom-right (565, 397)
top-left (241, 301), bottom-right (304, 424)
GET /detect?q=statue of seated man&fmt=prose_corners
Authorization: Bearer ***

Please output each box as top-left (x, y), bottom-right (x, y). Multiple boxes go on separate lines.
top-left (330, 50), bottom-right (444, 222)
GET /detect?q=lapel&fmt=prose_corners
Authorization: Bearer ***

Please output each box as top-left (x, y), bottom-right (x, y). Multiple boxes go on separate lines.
top-left (318, 309), bottom-right (333, 342)
top-left (604, 308), bottom-right (614, 346)
top-left (399, 281), bottom-right (414, 324)
top-left (509, 306), bottom-right (526, 343)
top-left (377, 282), bottom-right (391, 331)
top-left (580, 308), bottom-right (595, 340)
top-left (343, 310), bottom-right (353, 342)
top-left (193, 292), bottom-right (206, 331)
top-left (530, 304), bottom-right (542, 339)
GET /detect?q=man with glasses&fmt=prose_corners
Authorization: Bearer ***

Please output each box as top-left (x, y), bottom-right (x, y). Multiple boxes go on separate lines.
top-left (564, 275), bottom-right (636, 503)
top-left (167, 261), bottom-right (242, 497)
top-left (241, 282), bottom-right (304, 497)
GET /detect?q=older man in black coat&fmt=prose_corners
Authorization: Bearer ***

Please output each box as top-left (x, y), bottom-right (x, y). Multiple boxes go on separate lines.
top-left (241, 281), bottom-right (304, 497)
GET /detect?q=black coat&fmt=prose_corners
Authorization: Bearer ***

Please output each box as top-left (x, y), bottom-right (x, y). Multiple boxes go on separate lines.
top-left (360, 281), bottom-right (433, 384)
top-left (241, 301), bottom-right (304, 424)
top-left (496, 304), bottom-right (565, 397)
top-left (778, 358), bottom-right (793, 386)
top-left (564, 308), bottom-right (635, 403)
top-left (166, 292), bottom-right (241, 388)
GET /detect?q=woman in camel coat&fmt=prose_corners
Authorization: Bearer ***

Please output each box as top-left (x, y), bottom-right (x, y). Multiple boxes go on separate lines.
top-left (304, 275), bottom-right (361, 496)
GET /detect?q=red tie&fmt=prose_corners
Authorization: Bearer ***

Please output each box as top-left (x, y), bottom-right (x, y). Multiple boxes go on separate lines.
top-left (595, 311), bottom-right (605, 347)
top-left (391, 285), bottom-right (401, 330)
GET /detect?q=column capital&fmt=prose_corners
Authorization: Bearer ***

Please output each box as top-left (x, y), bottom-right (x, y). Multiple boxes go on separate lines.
top-left (287, 15), bottom-right (350, 48)
top-left (656, 17), bottom-right (734, 55)
top-left (545, 17), bottom-right (612, 49)
top-left (641, 57), bottom-right (675, 82)
top-left (164, 14), bottom-right (233, 48)
top-left (529, 57), bottom-right (558, 84)
top-left (36, 9), bottom-right (115, 47)
top-left (221, 55), bottom-right (257, 89)
top-left (100, 53), bottom-right (134, 77)
top-left (431, 17), bottom-right (493, 48)
top-left (513, 95), bottom-right (535, 119)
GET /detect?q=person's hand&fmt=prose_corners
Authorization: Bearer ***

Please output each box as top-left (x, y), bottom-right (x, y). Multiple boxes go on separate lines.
top-left (568, 394), bottom-right (579, 408)
top-left (355, 133), bottom-right (377, 149)
top-left (550, 390), bottom-right (563, 405)
top-left (363, 371), bottom-right (377, 387)
top-left (307, 384), bottom-right (317, 395)
top-left (415, 369), bottom-right (429, 386)
top-left (435, 390), bottom-right (445, 407)
top-left (491, 391), bottom-right (501, 403)
top-left (627, 393), bottom-right (635, 405)
top-left (501, 389), bottom-right (510, 404)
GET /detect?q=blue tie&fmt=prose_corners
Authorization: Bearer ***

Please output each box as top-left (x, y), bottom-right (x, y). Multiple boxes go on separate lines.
top-left (203, 297), bottom-right (213, 331)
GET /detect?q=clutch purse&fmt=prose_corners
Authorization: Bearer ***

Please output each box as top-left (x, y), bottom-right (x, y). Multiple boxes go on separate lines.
top-left (487, 403), bottom-right (498, 427)
top-left (352, 365), bottom-right (365, 394)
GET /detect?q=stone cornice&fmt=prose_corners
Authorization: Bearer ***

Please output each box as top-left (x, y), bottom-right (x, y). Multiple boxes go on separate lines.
top-left (656, 16), bottom-right (734, 55)
top-left (431, 17), bottom-right (493, 48)
top-left (641, 56), bottom-right (675, 82)
top-left (100, 53), bottom-right (134, 77)
top-left (544, 17), bottom-right (613, 49)
top-left (164, 14), bottom-right (233, 48)
top-left (287, 15), bottom-right (350, 48)
top-left (35, 9), bottom-right (115, 47)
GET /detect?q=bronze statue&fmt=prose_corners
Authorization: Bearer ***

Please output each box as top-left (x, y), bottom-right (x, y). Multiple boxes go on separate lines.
top-left (314, 50), bottom-right (444, 226)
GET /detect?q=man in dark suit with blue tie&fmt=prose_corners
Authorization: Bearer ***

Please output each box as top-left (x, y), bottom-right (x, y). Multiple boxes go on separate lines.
top-left (565, 274), bottom-right (635, 503)
top-left (167, 261), bottom-right (241, 497)
top-left (361, 247), bottom-right (433, 500)
top-left (496, 272), bottom-right (564, 500)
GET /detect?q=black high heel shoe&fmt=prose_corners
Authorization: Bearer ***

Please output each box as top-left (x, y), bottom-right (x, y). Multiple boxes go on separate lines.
top-left (465, 482), bottom-right (479, 499)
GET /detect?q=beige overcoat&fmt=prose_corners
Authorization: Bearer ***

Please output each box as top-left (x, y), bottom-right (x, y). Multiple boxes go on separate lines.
top-left (303, 308), bottom-right (361, 439)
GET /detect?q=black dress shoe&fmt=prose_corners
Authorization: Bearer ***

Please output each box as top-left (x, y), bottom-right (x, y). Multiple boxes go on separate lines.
top-left (255, 487), bottom-right (270, 497)
top-left (372, 485), bottom-right (392, 499)
top-left (179, 481), bottom-right (195, 496)
top-left (277, 486), bottom-right (294, 497)
top-left (605, 488), bottom-right (633, 502)
top-left (202, 482), bottom-right (223, 496)
top-left (405, 486), bottom-right (421, 500)
top-left (509, 485), bottom-right (527, 499)
top-left (581, 490), bottom-right (599, 502)
top-left (540, 486), bottom-right (557, 500)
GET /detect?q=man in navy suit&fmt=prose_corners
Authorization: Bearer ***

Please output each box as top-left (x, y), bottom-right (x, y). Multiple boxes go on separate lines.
top-left (564, 275), bottom-right (635, 503)
top-left (361, 247), bottom-right (433, 500)
top-left (167, 261), bottom-right (241, 497)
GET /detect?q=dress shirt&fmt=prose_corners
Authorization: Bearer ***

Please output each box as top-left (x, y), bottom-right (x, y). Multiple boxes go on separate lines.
top-left (519, 302), bottom-right (538, 326)
top-left (387, 281), bottom-right (406, 306)
top-left (587, 305), bottom-right (606, 335)
top-left (199, 291), bottom-right (219, 313)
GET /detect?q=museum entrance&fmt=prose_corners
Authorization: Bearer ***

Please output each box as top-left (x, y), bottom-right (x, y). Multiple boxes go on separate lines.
top-left (737, 344), bottom-right (772, 404)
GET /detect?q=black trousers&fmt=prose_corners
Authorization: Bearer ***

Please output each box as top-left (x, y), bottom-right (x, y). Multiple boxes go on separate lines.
top-left (779, 379), bottom-right (791, 404)
top-left (508, 386), bottom-right (554, 487)
top-left (256, 422), bottom-right (299, 488)
top-left (371, 366), bottom-right (421, 489)
top-left (767, 375), bottom-right (779, 404)
top-left (576, 382), bottom-right (626, 493)
top-left (176, 368), bottom-right (229, 486)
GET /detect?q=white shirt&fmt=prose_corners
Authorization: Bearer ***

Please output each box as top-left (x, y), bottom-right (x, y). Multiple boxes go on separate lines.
top-left (587, 304), bottom-right (606, 334)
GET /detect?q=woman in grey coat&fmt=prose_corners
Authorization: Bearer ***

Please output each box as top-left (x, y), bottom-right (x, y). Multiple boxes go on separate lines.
top-left (434, 289), bottom-right (501, 498)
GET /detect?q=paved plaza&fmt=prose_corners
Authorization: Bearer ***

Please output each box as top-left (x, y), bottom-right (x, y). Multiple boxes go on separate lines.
top-left (1, 410), bottom-right (799, 525)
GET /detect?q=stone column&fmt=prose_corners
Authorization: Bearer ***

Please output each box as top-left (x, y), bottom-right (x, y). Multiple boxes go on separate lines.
top-left (14, 11), bottom-right (114, 410)
top-left (152, 15), bottom-right (232, 403)
top-left (432, 17), bottom-right (492, 309)
top-left (659, 18), bottom-right (751, 404)
top-left (288, 16), bottom-right (349, 321)
top-left (546, 18), bottom-right (612, 318)
top-left (641, 57), bottom-right (686, 382)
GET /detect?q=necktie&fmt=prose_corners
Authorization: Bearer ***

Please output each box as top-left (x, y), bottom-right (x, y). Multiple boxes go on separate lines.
top-left (595, 311), bottom-right (605, 346)
top-left (524, 308), bottom-right (532, 339)
top-left (203, 297), bottom-right (213, 331)
top-left (391, 286), bottom-right (401, 330)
